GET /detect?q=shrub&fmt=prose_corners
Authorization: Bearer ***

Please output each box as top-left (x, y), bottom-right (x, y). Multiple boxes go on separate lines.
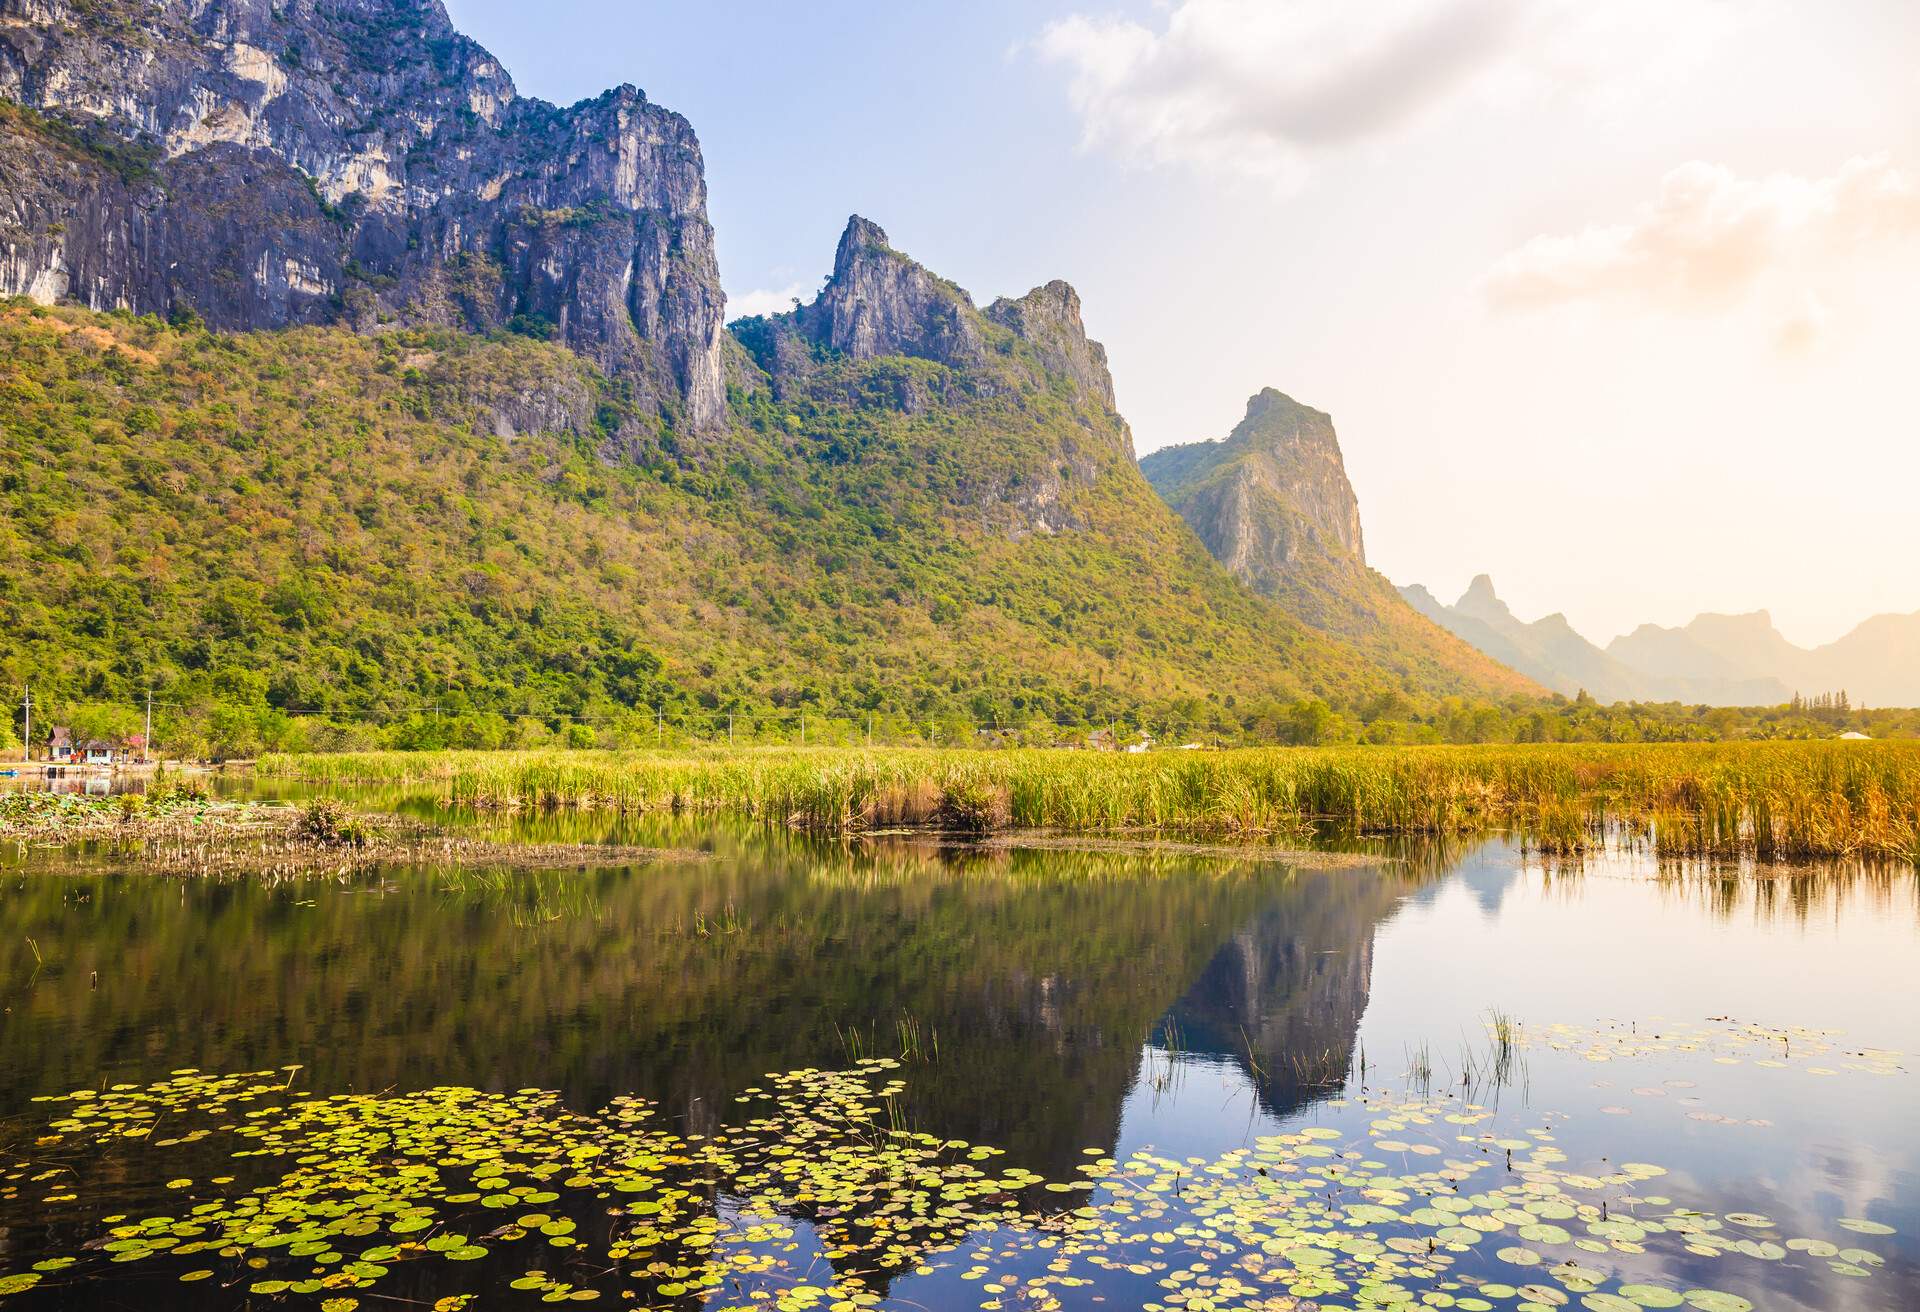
top-left (295, 799), bottom-right (370, 847)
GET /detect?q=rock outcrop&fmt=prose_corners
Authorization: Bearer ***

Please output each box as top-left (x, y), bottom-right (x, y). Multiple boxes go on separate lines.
top-left (1141, 390), bottom-right (1370, 618)
top-left (985, 279), bottom-right (1117, 411)
top-left (0, 0), bottom-right (725, 427)
top-left (804, 216), bottom-right (983, 368)
top-left (1141, 389), bottom-right (1539, 694)
top-left (730, 217), bottom-right (1141, 538)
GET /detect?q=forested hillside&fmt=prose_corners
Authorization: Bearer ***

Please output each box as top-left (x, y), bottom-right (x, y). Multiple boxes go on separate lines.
top-left (0, 298), bottom-right (1531, 755)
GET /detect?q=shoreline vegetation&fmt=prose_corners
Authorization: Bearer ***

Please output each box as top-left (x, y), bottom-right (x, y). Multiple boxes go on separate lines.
top-left (0, 790), bottom-right (698, 876)
top-left (258, 742), bottom-right (1920, 862)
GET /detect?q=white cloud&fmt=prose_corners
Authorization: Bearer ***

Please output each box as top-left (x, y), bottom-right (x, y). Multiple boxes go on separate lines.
top-left (725, 282), bottom-right (814, 322)
top-left (1032, 0), bottom-right (1739, 189)
top-left (1483, 155), bottom-right (1920, 313)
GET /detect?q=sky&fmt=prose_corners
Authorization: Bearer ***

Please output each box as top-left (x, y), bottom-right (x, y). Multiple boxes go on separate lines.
top-left (444, 0), bottom-right (1920, 649)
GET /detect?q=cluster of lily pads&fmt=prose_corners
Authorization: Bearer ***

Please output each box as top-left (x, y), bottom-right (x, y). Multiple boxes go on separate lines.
top-left (0, 1054), bottom-right (1899, 1311)
top-left (1511, 1018), bottom-right (1906, 1077)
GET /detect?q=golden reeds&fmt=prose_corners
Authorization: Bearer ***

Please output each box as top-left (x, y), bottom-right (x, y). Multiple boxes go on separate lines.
top-left (257, 741), bottom-right (1920, 861)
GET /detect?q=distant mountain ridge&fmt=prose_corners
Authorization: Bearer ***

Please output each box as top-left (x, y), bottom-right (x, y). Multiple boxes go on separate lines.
top-left (1403, 577), bottom-right (1920, 708)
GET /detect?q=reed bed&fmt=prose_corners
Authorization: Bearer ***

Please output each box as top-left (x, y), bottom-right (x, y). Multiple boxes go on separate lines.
top-left (0, 792), bottom-right (694, 876)
top-left (257, 742), bottom-right (1920, 861)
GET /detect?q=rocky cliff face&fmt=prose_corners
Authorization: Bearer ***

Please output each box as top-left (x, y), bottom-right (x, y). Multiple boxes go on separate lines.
top-left (1140, 389), bottom-right (1371, 625)
top-left (736, 215), bottom-right (1125, 421)
top-left (803, 215), bottom-right (984, 368)
top-left (984, 279), bottom-right (1117, 411)
top-left (0, 0), bottom-right (725, 427)
top-left (1141, 390), bottom-right (1366, 594)
top-left (1140, 390), bottom-right (1538, 693)
top-left (731, 216), bottom-right (1138, 536)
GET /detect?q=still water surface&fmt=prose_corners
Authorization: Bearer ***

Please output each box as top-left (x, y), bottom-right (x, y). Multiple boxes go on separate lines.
top-left (1, 809), bottom-right (1914, 1310)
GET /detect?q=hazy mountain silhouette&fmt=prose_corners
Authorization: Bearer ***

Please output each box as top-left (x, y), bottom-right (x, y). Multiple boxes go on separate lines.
top-left (1403, 577), bottom-right (1920, 708)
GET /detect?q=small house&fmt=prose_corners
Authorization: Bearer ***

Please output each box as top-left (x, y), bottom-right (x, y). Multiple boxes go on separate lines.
top-left (80, 739), bottom-right (119, 766)
top-left (49, 726), bottom-right (74, 763)
top-left (1838, 731), bottom-right (1872, 742)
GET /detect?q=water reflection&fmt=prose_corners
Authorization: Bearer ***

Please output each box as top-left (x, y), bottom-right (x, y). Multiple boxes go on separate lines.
top-left (0, 836), bottom-right (1415, 1188)
top-left (0, 768), bottom-right (123, 796)
top-left (1166, 868), bottom-right (1404, 1117)
top-left (1, 824), bottom-right (1916, 1310)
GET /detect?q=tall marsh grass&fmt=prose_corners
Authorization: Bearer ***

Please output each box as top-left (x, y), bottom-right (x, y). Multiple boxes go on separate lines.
top-left (257, 742), bottom-right (1920, 861)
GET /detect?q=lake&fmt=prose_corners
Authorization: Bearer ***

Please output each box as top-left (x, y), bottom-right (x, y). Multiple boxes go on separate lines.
top-left (1, 806), bottom-right (1914, 1311)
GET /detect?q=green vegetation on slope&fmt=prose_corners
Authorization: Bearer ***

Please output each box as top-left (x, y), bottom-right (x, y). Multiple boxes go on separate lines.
top-left (261, 741), bottom-right (1920, 860)
top-left (0, 302), bottom-right (1530, 754)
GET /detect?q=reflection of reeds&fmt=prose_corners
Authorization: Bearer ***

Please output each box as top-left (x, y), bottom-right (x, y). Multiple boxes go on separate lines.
top-left (896, 1013), bottom-right (939, 1064)
top-left (1520, 800), bottom-right (1603, 856)
top-left (259, 742), bottom-right (1920, 860)
top-left (1239, 1025), bottom-right (1268, 1083)
top-left (1489, 1008), bottom-right (1518, 1058)
top-left (440, 869), bottom-right (611, 928)
top-left (1146, 1018), bottom-right (1186, 1097)
top-left (1402, 1012), bottom-right (1534, 1108)
top-left (1405, 1041), bottom-right (1433, 1095)
top-left (832, 1013), bottom-right (942, 1066)
top-left (1282, 1047), bottom-right (1347, 1087)
top-left (1487, 1008), bottom-right (1522, 1093)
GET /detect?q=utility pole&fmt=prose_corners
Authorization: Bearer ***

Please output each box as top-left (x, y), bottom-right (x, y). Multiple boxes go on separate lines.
top-left (800, 710), bottom-right (806, 747)
top-left (728, 712), bottom-right (734, 748)
top-left (19, 686), bottom-right (28, 764)
top-left (145, 690), bottom-right (154, 765)
top-left (866, 714), bottom-right (873, 749)
top-left (656, 705), bottom-right (663, 748)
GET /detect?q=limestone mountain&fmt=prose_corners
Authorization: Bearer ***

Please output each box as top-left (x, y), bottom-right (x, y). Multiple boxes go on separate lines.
top-left (0, 228), bottom-right (1531, 749)
top-left (0, 0), bottom-right (725, 425)
top-left (0, 0), bottom-right (1542, 748)
top-left (1141, 391), bottom-right (1532, 694)
top-left (1142, 390), bottom-right (1364, 610)
top-left (1400, 576), bottom-right (1669, 703)
top-left (727, 217), bottom-right (1531, 701)
top-left (1406, 577), bottom-right (1920, 708)
top-left (1607, 613), bottom-right (1808, 694)
top-left (730, 217), bottom-right (1137, 539)
top-left (1608, 611), bottom-right (1920, 709)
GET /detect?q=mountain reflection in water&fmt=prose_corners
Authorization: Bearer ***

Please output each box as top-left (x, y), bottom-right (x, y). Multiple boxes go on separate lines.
top-left (0, 831), bottom-right (1431, 1186)
top-left (3, 825), bottom-right (1916, 1311)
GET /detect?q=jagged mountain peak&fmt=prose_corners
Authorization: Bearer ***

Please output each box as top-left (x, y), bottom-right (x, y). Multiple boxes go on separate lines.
top-left (732, 217), bottom-right (1123, 426)
top-left (1456, 574), bottom-right (1511, 620)
top-left (833, 214), bottom-right (896, 269)
top-left (986, 278), bottom-right (1118, 414)
top-left (782, 214), bottom-right (983, 367)
top-left (1224, 389), bottom-right (1347, 463)
top-left (1143, 387), bottom-right (1366, 568)
top-left (1241, 387), bottom-right (1322, 426)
